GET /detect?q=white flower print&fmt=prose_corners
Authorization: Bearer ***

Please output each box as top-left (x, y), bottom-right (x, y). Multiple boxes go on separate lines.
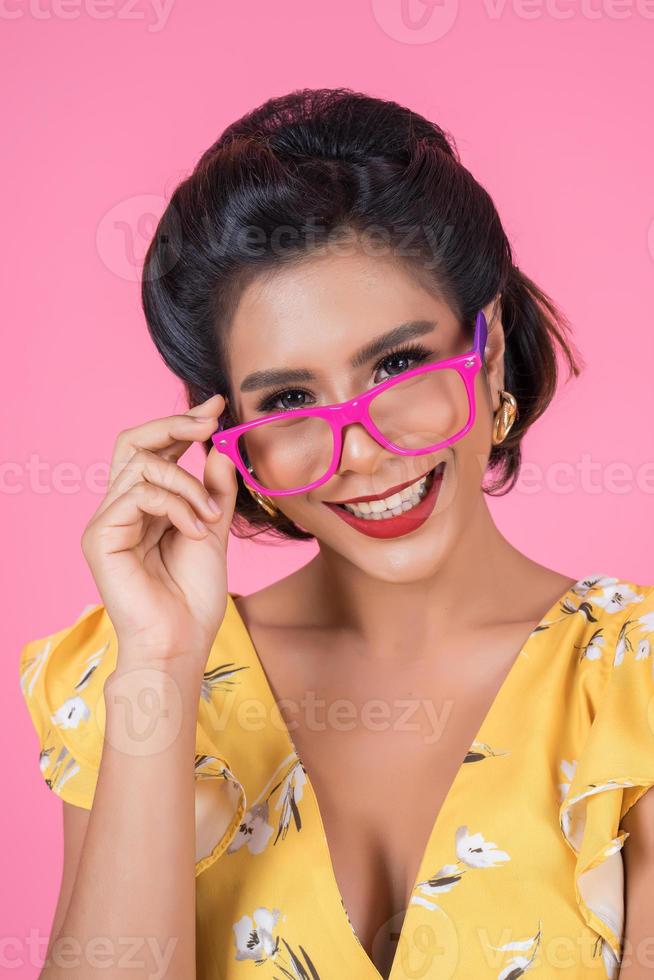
top-left (227, 801), bottom-right (276, 855)
top-left (411, 826), bottom-right (511, 911)
top-left (273, 759), bottom-right (307, 843)
top-left (488, 920), bottom-right (542, 979)
top-left (579, 630), bottom-right (605, 661)
top-left (72, 642), bottom-right (109, 690)
top-left (572, 576), bottom-right (618, 598)
top-left (53, 754), bottom-right (81, 791)
top-left (232, 906), bottom-right (323, 977)
top-left (201, 660), bottom-right (249, 703)
top-left (19, 638), bottom-right (52, 698)
top-left (546, 578), bottom-right (623, 628)
top-left (637, 609), bottom-right (654, 633)
top-left (234, 906), bottom-right (281, 962)
top-left (411, 863), bottom-right (465, 910)
top-left (195, 754), bottom-right (245, 789)
top-left (591, 584), bottom-right (644, 615)
top-left (222, 756), bottom-right (308, 859)
top-left (50, 695), bottom-right (90, 729)
top-left (455, 826), bottom-right (511, 868)
top-left (464, 740), bottom-right (510, 763)
top-left (614, 633), bottom-right (627, 667)
top-left (39, 740), bottom-right (81, 793)
top-left (614, 604), bottom-right (653, 666)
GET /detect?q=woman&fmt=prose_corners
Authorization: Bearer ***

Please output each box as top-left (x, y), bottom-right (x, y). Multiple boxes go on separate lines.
top-left (19, 88), bottom-right (654, 980)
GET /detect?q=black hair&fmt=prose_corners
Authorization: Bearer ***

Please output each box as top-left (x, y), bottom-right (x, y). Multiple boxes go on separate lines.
top-left (141, 86), bottom-right (584, 542)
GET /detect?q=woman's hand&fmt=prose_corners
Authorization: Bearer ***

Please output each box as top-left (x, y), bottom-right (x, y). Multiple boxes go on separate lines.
top-left (81, 393), bottom-right (236, 672)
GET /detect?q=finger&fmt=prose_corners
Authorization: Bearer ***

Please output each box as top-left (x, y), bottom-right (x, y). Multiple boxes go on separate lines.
top-left (109, 394), bottom-right (226, 487)
top-left (97, 448), bottom-right (223, 523)
top-left (109, 394), bottom-right (225, 484)
top-left (157, 395), bottom-right (230, 462)
top-left (203, 445), bottom-right (239, 516)
top-left (84, 482), bottom-right (211, 558)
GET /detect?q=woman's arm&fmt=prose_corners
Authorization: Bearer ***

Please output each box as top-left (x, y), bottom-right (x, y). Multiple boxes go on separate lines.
top-left (40, 656), bottom-right (204, 980)
top-left (45, 803), bottom-right (91, 964)
top-left (34, 393), bottom-right (234, 978)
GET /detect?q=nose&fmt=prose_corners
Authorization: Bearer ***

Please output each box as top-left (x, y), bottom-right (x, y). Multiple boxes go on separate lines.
top-left (336, 419), bottom-right (392, 475)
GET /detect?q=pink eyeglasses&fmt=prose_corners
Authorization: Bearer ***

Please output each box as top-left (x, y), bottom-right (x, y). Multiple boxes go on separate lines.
top-left (211, 309), bottom-right (488, 497)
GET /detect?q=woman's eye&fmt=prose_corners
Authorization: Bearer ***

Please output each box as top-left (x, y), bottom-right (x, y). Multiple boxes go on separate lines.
top-left (374, 347), bottom-right (430, 382)
top-left (257, 345), bottom-right (432, 413)
top-left (259, 389), bottom-right (311, 413)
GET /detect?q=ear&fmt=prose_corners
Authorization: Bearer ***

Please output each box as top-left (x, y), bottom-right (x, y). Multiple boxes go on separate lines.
top-left (480, 294), bottom-right (505, 413)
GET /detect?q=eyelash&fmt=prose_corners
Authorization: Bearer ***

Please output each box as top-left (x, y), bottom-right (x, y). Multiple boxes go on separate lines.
top-left (255, 342), bottom-right (434, 414)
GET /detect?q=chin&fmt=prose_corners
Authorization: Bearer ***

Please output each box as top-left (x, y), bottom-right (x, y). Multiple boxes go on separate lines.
top-left (359, 533), bottom-right (452, 584)
top-left (311, 507), bottom-right (453, 585)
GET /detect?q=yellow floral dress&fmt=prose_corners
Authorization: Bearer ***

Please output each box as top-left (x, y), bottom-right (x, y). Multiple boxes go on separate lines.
top-left (18, 574), bottom-right (654, 979)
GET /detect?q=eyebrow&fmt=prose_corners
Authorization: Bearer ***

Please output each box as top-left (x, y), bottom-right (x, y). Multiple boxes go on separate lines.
top-left (239, 319), bottom-right (438, 393)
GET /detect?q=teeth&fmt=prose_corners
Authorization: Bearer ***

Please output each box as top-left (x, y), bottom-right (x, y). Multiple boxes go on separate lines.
top-left (341, 468), bottom-right (436, 520)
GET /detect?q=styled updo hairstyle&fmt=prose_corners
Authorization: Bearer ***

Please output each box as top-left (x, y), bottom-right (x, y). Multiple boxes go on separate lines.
top-left (141, 87), bottom-right (583, 543)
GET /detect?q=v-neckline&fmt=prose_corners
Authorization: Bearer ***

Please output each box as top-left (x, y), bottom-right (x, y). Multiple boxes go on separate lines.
top-left (227, 574), bottom-right (587, 980)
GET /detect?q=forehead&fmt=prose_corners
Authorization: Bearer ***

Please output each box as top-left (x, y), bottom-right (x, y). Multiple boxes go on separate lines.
top-left (225, 250), bottom-right (457, 382)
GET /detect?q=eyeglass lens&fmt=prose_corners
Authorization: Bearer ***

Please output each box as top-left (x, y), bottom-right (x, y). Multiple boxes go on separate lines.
top-left (239, 367), bottom-right (471, 493)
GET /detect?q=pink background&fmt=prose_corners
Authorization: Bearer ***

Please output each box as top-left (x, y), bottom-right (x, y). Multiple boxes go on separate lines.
top-left (4, 2), bottom-right (653, 974)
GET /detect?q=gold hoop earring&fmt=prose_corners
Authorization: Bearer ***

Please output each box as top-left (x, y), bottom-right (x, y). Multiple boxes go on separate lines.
top-left (492, 390), bottom-right (518, 446)
top-left (245, 483), bottom-right (279, 518)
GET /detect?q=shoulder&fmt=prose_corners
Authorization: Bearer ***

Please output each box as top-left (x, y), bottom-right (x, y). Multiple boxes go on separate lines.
top-left (569, 576), bottom-right (654, 756)
top-left (611, 579), bottom-right (654, 660)
top-left (558, 574), bottom-right (654, 672)
top-left (557, 577), bottom-right (654, 970)
top-left (585, 577), bottom-right (654, 714)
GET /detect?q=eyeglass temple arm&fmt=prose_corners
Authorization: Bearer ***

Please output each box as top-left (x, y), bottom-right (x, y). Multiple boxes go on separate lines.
top-left (474, 310), bottom-right (488, 361)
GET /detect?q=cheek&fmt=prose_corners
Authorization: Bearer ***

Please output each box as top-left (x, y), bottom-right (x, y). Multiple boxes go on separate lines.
top-left (466, 375), bottom-right (494, 461)
top-left (438, 422), bottom-right (493, 508)
top-left (271, 491), bottom-right (318, 533)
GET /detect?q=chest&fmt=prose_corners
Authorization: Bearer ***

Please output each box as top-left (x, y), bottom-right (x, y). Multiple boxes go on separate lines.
top-left (289, 716), bottom-right (476, 977)
top-left (244, 622), bottom-right (537, 978)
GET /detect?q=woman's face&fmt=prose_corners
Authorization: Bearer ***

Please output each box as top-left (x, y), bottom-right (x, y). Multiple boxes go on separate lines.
top-left (224, 245), bottom-right (506, 584)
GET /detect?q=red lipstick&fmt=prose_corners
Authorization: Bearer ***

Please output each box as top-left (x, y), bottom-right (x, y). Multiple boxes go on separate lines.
top-left (326, 465), bottom-right (435, 505)
top-left (324, 462), bottom-right (446, 539)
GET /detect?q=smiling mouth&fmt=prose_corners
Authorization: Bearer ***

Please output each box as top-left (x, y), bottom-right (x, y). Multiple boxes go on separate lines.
top-left (326, 462), bottom-right (445, 520)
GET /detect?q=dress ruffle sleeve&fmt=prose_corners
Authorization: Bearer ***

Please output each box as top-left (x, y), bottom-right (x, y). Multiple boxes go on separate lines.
top-left (18, 602), bottom-right (247, 878)
top-left (559, 584), bottom-right (654, 977)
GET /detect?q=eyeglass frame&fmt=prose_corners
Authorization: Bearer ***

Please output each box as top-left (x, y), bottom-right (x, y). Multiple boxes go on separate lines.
top-left (210, 309), bottom-right (488, 497)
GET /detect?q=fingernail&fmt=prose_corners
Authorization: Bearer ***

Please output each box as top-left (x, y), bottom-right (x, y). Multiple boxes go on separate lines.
top-left (207, 497), bottom-right (221, 514)
top-left (195, 518), bottom-right (208, 533)
top-left (192, 415), bottom-right (214, 421)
